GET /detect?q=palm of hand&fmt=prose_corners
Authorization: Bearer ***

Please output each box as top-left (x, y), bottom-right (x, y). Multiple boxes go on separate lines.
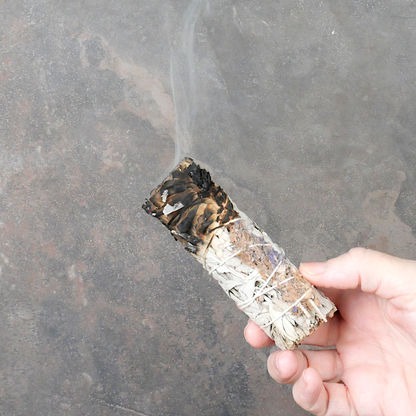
top-left (334, 288), bottom-right (416, 415)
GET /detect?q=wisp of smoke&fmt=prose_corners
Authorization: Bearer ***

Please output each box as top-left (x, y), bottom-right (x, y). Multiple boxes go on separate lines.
top-left (170, 0), bottom-right (210, 168)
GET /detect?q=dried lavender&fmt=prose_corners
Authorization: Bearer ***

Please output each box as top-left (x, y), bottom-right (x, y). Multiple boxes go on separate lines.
top-left (143, 158), bottom-right (337, 350)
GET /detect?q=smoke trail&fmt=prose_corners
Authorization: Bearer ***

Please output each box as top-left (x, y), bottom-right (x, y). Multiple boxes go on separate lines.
top-left (171, 0), bottom-right (209, 167)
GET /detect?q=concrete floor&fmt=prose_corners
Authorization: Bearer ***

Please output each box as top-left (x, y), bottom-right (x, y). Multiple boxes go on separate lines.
top-left (1, 0), bottom-right (416, 415)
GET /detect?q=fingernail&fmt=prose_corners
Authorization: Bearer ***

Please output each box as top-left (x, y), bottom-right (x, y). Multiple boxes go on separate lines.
top-left (300, 262), bottom-right (327, 275)
top-left (296, 370), bottom-right (309, 393)
top-left (275, 354), bottom-right (281, 372)
top-left (302, 369), bottom-right (309, 385)
top-left (243, 319), bottom-right (251, 341)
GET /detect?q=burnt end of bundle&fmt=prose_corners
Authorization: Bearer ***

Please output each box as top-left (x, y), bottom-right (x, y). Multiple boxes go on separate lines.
top-left (162, 180), bottom-right (187, 195)
top-left (170, 231), bottom-right (199, 254)
top-left (187, 162), bottom-right (213, 193)
top-left (222, 211), bottom-right (233, 224)
top-left (182, 234), bottom-right (203, 254)
top-left (142, 199), bottom-right (154, 215)
top-left (222, 200), bottom-right (237, 223)
top-left (214, 188), bottom-right (227, 206)
top-left (172, 169), bottom-right (188, 180)
top-left (144, 157), bottom-right (239, 254)
top-left (198, 219), bottom-right (214, 234)
top-left (185, 242), bottom-right (198, 254)
top-left (203, 205), bottom-right (214, 221)
top-left (169, 190), bottom-right (196, 208)
top-left (166, 215), bottom-right (179, 229)
top-left (177, 207), bottom-right (198, 234)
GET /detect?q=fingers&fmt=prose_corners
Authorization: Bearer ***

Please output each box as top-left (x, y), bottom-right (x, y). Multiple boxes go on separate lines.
top-left (244, 320), bottom-right (275, 348)
top-left (267, 349), bottom-right (343, 385)
top-left (246, 320), bottom-right (354, 415)
top-left (300, 247), bottom-right (416, 302)
top-left (245, 316), bottom-right (340, 349)
top-left (293, 368), bottom-right (354, 416)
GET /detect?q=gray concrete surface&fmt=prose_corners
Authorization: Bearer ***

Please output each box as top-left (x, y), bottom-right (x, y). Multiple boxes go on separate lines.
top-left (1, 0), bottom-right (416, 415)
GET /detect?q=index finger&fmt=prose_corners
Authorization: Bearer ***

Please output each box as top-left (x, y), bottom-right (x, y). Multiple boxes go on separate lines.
top-left (300, 248), bottom-right (416, 304)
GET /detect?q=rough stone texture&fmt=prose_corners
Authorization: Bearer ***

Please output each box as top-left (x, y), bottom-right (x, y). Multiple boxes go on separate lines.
top-left (1, 1), bottom-right (416, 415)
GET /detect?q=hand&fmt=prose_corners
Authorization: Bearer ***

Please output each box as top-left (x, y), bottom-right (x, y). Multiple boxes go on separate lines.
top-left (244, 248), bottom-right (416, 416)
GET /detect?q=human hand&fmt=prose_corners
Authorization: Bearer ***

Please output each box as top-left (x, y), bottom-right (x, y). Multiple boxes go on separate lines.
top-left (244, 248), bottom-right (416, 416)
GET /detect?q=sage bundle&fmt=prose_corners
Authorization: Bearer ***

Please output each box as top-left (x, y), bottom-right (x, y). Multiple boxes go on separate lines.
top-left (143, 158), bottom-right (337, 350)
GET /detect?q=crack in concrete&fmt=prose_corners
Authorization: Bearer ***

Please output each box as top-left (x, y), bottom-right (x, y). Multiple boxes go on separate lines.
top-left (92, 396), bottom-right (150, 416)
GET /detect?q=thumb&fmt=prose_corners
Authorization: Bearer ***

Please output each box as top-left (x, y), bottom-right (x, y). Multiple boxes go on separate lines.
top-left (299, 248), bottom-right (416, 301)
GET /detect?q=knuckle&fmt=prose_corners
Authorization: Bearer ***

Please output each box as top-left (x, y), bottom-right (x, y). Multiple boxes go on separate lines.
top-left (347, 247), bottom-right (375, 272)
top-left (347, 247), bottom-right (368, 260)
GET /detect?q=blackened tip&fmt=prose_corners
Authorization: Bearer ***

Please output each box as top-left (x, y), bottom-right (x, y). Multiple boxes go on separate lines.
top-left (185, 243), bottom-right (198, 254)
top-left (186, 162), bottom-right (213, 193)
top-left (142, 200), bottom-right (153, 215)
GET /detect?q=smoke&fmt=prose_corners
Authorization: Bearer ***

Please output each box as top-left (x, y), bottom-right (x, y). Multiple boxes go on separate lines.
top-left (170, 0), bottom-right (210, 167)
